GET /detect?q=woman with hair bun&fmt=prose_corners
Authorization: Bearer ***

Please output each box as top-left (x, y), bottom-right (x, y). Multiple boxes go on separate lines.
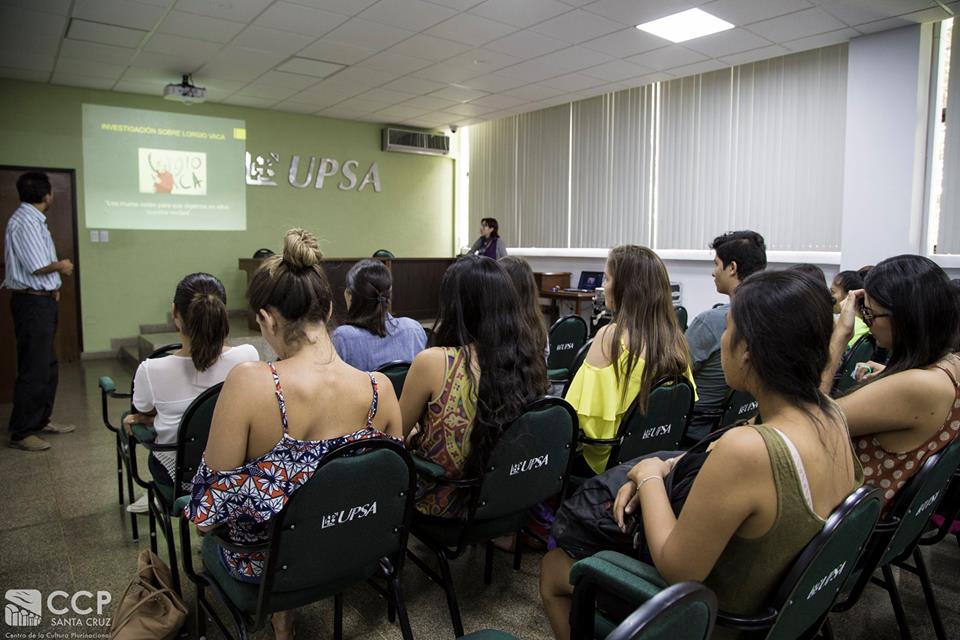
top-left (123, 272), bottom-right (259, 512)
top-left (184, 229), bottom-right (402, 640)
top-left (332, 259), bottom-right (426, 370)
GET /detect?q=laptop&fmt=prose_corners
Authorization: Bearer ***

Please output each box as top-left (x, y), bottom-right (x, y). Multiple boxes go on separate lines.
top-left (563, 270), bottom-right (604, 293)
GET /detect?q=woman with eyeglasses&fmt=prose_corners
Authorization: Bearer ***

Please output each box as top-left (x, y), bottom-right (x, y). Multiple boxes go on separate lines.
top-left (822, 254), bottom-right (960, 508)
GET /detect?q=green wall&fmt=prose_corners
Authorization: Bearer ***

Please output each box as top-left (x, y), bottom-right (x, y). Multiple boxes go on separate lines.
top-left (0, 79), bottom-right (455, 352)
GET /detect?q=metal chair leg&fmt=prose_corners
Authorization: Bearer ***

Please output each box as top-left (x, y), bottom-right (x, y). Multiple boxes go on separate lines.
top-left (912, 548), bottom-right (947, 640)
top-left (115, 443), bottom-right (124, 505)
top-left (881, 564), bottom-right (912, 640)
top-left (127, 465), bottom-right (139, 541)
top-left (484, 540), bottom-right (494, 585)
top-left (513, 530), bottom-right (523, 571)
top-left (435, 550), bottom-right (465, 637)
top-left (333, 593), bottom-right (343, 640)
top-left (162, 515), bottom-right (181, 595)
top-left (147, 488), bottom-right (158, 554)
top-left (390, 575), bottom-right (414, 640)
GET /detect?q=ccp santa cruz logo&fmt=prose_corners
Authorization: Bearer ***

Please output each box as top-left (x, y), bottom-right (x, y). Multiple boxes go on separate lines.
top-left (4, 589), bottom-right (111, 630)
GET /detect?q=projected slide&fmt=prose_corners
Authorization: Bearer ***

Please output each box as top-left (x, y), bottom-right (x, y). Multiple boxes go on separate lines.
top-left (82, 104), bottom-right (246, 230)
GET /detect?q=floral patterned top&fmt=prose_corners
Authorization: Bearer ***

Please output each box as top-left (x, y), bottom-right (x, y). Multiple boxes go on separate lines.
top-left (184, 362), bottom-right (389, 581)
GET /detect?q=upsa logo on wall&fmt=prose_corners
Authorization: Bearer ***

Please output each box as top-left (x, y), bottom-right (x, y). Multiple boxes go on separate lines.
top-left (4, 588), bottom-right (111, 631)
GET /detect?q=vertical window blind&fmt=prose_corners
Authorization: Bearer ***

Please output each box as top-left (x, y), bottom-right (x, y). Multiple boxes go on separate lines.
top-left (937, 19), bottom-right (960, 254)
top-left (468, 44), bottom-right (848, 252)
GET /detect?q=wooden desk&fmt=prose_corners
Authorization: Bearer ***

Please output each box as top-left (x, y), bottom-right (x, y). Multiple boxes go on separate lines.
top-left (540, 290), bottom-right (596, 316)
top-left (534, 272), bottom-right (571, 293)
top-left (239, 256), bottom-right (454, 330)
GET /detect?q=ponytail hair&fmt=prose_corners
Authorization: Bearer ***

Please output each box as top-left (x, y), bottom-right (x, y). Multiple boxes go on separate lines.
top-left (344, 259), bottom-right (392, 337)
top-left (173, 273), bottom-right (229, 372)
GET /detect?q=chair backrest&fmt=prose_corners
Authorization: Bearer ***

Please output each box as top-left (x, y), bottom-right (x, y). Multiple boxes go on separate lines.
top-left (833, 334), bottom-right (876, 395)
top-left (259, 439), bottom-right (414, 601)
top-left (376, 360), bottom-right (411, 398)
top-left (716, 389), bottom-right (760, 431)
top-left (473, 397), bottom-right (579, 521)
top-left (612, 377), bottom-right (695, 466)
top-left (876, 437), bottom-right (960, 566)
top-left (548, 315), bottom-right (589, 372)
top-left (674, 306), bottom-right (688, 333)
top-left (921, 467), bottom-right (960, 546)
top-left (605, 582), bottom-right (717, 640)
top-left (372, 249), bottom-right (395, 258)
top-left (148, 343), bottom-right (182, 359)
top-left (563, 339), bottom-right (594, 397)
top-left (761, 486), bottom-right (883, 640)
top-left (174, 383), bottom-right (223, 495)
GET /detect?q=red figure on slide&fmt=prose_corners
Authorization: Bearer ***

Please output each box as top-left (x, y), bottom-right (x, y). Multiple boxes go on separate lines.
top-left (154, 169), bottom-right (174, 193)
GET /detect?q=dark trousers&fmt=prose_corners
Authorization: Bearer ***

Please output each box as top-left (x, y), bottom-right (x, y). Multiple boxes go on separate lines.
top-left (9, 293), bottom-right (59, 441)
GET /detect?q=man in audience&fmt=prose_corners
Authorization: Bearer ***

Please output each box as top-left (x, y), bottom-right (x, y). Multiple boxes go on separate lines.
top-left (684, 230), bottom-right (767, 441)
top-left (3, 172), bottom-right (75, 451)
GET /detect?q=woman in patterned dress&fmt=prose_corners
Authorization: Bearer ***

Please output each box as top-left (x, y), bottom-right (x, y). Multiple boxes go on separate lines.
top-left (185, 229), bottom-right (402, 639)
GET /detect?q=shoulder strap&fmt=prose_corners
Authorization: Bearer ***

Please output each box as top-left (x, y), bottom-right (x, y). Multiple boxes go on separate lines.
top-left (933, 363), bottom-right (960, 388)
top-left (267, 362), bottom-right (289, 433)
top-left (366, 373), bottom-right (379, 428)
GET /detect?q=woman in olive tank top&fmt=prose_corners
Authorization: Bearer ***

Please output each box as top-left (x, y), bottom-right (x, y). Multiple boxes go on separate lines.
top-left (540, 270), bottom-right (862, 640)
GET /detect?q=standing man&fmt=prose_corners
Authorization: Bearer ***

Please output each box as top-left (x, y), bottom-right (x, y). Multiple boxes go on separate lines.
top-left (684, 230), bottom-right (767, 442)
top-left (4, 172), bottom-right (75, 451)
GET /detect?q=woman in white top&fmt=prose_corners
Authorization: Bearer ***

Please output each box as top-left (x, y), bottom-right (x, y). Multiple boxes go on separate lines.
top-left (123, 272), bottom-right (258, 512)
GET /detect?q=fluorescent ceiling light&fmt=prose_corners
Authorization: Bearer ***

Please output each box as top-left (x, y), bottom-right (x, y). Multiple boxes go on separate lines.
top-left (636, 8), bottom-right (734, 43)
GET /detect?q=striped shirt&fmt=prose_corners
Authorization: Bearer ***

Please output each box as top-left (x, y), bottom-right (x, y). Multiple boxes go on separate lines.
top-left (3, 203), bottom-right (61, 291)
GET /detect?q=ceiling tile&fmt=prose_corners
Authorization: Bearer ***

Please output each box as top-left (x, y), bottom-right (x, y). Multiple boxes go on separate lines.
top-left (199, 46), bottom-right (289, 81)
top-left (718, 44), bottom-right (789, 65)
top-left (236, 83), bottom-right (301, 100)
top-left (222, 94), bottom-right (280, 108)
top-left (582, 0), bottom-right (695, 25)
top-left (531, 9), bottom-right (625, 43)
top-left (251, 70), bottom-right (322, 89)
top-left (781, 27), bottom-right (860, 52)
top-left (66, 19), bottom-right (147, 48)
top-left (667, 58), bottom-right (729, 78)
top-left (853, 7), bottom-right (950, 33)
top-left (73, 0), bottom-right (168, 30)
top-left (0, 66), bottom-right (52, 81)
top-left (323, 18), bottom-right (415, 50)
top-left (445, 102), bottom-right (496, 116)
top-left (468, 93), bottom-right (527, 108)
top-left (232, 26), bottom-right (314, 55)
top-left (745, 7), bottom-right (846, 42)
top-left (426, 109), bottom-right (476, 124)
top-left (375, 103), bottom-right (430, 119)
top-left (286, 90), bottom-right (350, 109)
top-left (580, 59), bottom-right (653, 81)
top-left (412, 62), bottom-right (482, 83)
top-left (144, 32), bottom-right (223, 59)
top-left (335, 96), bottom-right (391, 113)
top-left (118, 65), bottom-right (181, 84)
top-left (59, 38), bottom-right (138, 65)
top-left (298, 39), bottom-right (377, 65)
top-left (1, 33), bottom-right (60, 57)
top-left (443, 48), bottom-right (522, 74)
top-left (425, 13), bottom-right (517, 45)
top-left (493, 58), bottom-right (563, 81)
top-left (539, 72), bottom-right (605, 91)
top-left (254, 2), bottom-right (348, 37)
top-left (294, 77), bottom-right (367, 102)
top-left (51, 71), bottom-right (116, 89)
top-left (388, 34), bottom-right (472, 61)
top-left (681, 28), bottom-right (773, 58)
top-left (330, 65), bottom-right (395, 86)
top-left (276, 57), bottom-right (345, 77)
top-left (173, 0), bottom-right (273, 22)
top-left (458, 73), bottom-right (527, 92)
top-left (702, 0), bottom-right (814, 26)
top-left (357, 51), bottom-right (434, 74)
top-left (432, 84), bottom-right (489, 101)
top-left (54, 56), bottom-right (126, 79)
top-left (359, 87), bottom-right (417, 103)
top-left (358, 0), bottom-right (458, 32)
top-left (130, 50), bottom-right (201, 73)
top-left (580, 27), bottom-right (668, 57)
top-left (423, 0), bottom-right (484, 9)
top-left (485, 29), bottom-right (569, 57)
top-left (3, 0), bottom-right (72, 15)
top-left (469, 0), bottom-right (571, 28)
top-left (273, 100), bottom-right (324, 113)
top-left (382, 75), bottom-right (446, 93)
top-left (157, 11), bottom-right (246, 43)
top-left (400, 94), bottom-right (459, 109)
top-left (811, 0), bottom-right (936, 27)
top-left (113, 79), bottom-right (159, 94)
top-left (0, 6), bottom-right (68, 41)
top-left (533, 45), bottom-right (613, 74)
top-left (502, 83), bottom-right (565, 100)
top-left (285, 0), bottom-right (380, 16)
top-left (626, 45), bottom-right (707, 70)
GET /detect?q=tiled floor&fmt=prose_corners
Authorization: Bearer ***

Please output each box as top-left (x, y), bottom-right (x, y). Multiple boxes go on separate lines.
top-left (0, 359), bottom-right (957, 639)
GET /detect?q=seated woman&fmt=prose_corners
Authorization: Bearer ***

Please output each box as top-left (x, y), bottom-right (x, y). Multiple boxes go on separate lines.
top-left (829, 269), bottom-right (869, 347)
top-left (825, 255), bottom-right (960, 507)
top-left (331, 259), bottom-right (427, 370)
top-left (399, 255), bottom-right (548, 517)
top-left (541, 270), bottom-right (862, 640)
top-left (184, 229), bottom-right (403, 639)
top-left (564, 245), bottom-right (694, 476)
top-left (499, 255), bottom-right (549, 362)
top-left (123, 273), bottom-right (258, 512)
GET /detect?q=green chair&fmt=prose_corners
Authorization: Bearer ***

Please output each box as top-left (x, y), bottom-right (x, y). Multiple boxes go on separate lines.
top-left (376, 360), bottom-right (412, 398)
top-left (407, 397), bottom-right (579, 636)
top-left (831, 334), bottom-right (876, 396)
top-left (562, 338), bottom-right (594, 397)
top-left (461, 581), bottom-right (716, 640)
top-left (673, 305), bottom-right (688, 332)
top-left (97, 342), bottom-right (181, 542)
top-left (177, 439), bottom-right (417, 640)
top-left (373, 249), bottom-right (395, 258)
top-left (548, 315), bottom-right (590, 384)
top-left (569, 485), bottom-right (882, 639)
top-left (715, 389), bottom-right (760, 431)
top-left (830, 438), bottom-right (960, 640)
top-left (579, 376), bottom-right (695, 474)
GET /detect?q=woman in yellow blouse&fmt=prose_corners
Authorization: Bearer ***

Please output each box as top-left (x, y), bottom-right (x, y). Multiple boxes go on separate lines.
top-left (565, 245), bottom-right (695, 475)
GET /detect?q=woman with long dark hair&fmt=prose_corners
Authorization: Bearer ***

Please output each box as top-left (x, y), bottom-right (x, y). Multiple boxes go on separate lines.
top-left (564, 245), bottom-right (694, 475)
top-left (122, 273), bottom-right (259, 512)
top-left (332, 259), bottom-right (426, 370)
top-left (825, 255), bottom-right (960, 506)
top-left (499, 255), bottom-right (548, 361)
top-left (399, 255), bottom-right (548, 517)
top-left (542, 271), bottom-right (861, 640)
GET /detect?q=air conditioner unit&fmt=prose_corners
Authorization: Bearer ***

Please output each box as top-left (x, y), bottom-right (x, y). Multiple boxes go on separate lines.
top-left (381, 127), bottom-right (450, 157)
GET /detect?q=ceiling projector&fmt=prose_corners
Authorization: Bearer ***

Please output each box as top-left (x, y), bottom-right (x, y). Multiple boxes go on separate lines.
top-left (163, 75), bottom-right (207, 104)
